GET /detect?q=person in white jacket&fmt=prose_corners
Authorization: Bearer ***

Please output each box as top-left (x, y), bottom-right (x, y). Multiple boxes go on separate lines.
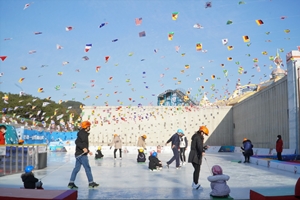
top-left (207, 165), bottom-right (231, 198)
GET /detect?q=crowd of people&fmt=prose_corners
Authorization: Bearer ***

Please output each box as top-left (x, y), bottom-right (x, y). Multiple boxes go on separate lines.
top-left (0, 121), bottom-right (284, 198)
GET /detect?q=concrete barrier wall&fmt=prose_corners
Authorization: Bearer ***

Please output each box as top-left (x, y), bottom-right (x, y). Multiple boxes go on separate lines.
top-left (82, 106), bottom-right (233, 147)
top-left (232, 77), bottom-right (289, 148)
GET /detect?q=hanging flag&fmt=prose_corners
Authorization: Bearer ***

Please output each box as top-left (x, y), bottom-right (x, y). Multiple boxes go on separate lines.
top-left (37, 88), bottom-right (44, 93)
top-left (112, 39), bottom-right (118, 42)
top-left (185, 65), bottom-right (190, 69)
top-left (139, 31), bottom-right (146, 37)
top-left (85, 44), bottom-right (92, 52)
top-left (0, 56), bottom-right (7, 61)
top-left (56, 44), bottom-right (63, 49)
top-left (242, 35), bottom-right (250, 42)
top-left (211, 75), bottom-right (216, 79)
top-left (226, 20), bottom-right (233, 25)
top-left (175, 46), bottom-right (180, 52)
top-left (196, 43), bottom-right (202, 51)
top-left (255, 19), bottom-right (264, 26)
top-left (262, 51), bottom-right (268, 55)
top-left (96, 66), bottom-right (101, 72)
top-left (253, 58), bottom-right (259, 62)
top-left (82, 56), bottom-right (89, 61)
top-left (19, 78), bottom-right (25, 83)
top-left (105, 56), bottom-right (110, 63)
top-left (205, 2), bottom-right (212, 8)
top-left (135, 18), bottom-right (142, 26)
top-left (65, 26), bottom-right (73, 31)
top-left (57, 72), bottom-right (63, 75)
top-left (172, 12), bottom-right (179, 20)
top-left (222, 39), bottom-right (228, 45)
top-left (168, 32), bottom-right (174, 41)
top-left (284, 29), bottom-right (290, 33)
top-left (42, 102), bottom-right (50, 107)
top-left (24, 3), bottom-right (31, 10)
top-left (99, 22), bottom-right (108, 28)
top-left (62, 61), bottom-right (69, 66)
top-left (20, 66), bottom-right (27, 70)
top-left (227, 46), bottom-right (234, 50)
top-left (227, 57), bottom-right (233, 61)
top-left (193, 23), bottom-right (203, 29)
top-left (34, 32), bottom-right (42, 35)
top-left (29, 50), bottom-right (36, 54)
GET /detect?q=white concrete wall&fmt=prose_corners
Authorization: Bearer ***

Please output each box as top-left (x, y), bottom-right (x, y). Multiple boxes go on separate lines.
top-left (233, 77), bottom-right (289, 148)
top-left (81, 106), bottom-right (233, 147)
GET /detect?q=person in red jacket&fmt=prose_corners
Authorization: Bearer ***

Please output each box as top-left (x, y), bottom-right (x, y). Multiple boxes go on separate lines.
top-left (0, 125), bottom-right (7, 145)
top-left (276, 135), bottom-right (283, 161)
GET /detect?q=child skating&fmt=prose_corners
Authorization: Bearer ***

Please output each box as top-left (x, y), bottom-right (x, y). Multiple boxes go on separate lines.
top-left (149, 152), bottom-right (163, 171)
top-left (95, 146), bottom-right (104, 159)
top-left (137, 148), bottom-right (146, 163)
top-left (207, 165), bottom-right (231, 198)
top-left (21, 165), bottom-right (43, 189)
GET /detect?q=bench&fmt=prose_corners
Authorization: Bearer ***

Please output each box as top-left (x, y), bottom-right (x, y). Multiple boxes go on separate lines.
top-left (0, 188), bottom-right (77, 200)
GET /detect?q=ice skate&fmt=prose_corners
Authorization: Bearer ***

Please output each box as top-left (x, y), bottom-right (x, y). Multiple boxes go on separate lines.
top-left (176, 166), bottom-right (181, 170)
top-left (119, 157), bottom-right (122, 160)
top-left (166, 163), bottom-right (169, 169)
top-left (68, 182), bottom-right (78, 190)
top-left (192, 182), bottom-right (201, 190)
top-left (89, 182), bottom-right (99, 189)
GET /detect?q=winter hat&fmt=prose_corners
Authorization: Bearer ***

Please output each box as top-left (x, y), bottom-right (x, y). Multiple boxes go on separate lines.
top-left (243, 138), bottom-right (247, 141)
top-left (212, 165), bottom-right (223, 175)
top-left (277, 135), bottom-right (282, 139)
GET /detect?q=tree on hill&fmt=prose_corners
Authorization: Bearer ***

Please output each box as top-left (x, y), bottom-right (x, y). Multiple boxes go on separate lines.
top-left (0, 92), bottom-right (83, 126)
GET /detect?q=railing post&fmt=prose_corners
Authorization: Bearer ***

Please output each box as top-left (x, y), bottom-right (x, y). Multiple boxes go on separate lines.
top-left (15, 145), bottom-right (18, 173)
top-left (9, 147), bottom-right (12, 174)
top-left (3, 147), bottom-right (6, 175)
top-left (21, 145), bottom-right (24, 172)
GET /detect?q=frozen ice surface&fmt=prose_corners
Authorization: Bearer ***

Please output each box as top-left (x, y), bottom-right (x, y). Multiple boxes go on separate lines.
top-left (0, 152), bottom-right (299, 199)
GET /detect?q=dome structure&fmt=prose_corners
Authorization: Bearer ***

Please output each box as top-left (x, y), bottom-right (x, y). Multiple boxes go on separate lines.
top-left (271, 67), bottom-right (286, 80)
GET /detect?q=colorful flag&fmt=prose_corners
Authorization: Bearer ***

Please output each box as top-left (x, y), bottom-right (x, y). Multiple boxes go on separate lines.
top-left (65, 26), bottom-right (73, 31)
top-left (62, 61), bottom-right (69, 66)
top-left (105, 56), bottom-right (110, 63)
top-left (205, 2), bottom-right (212, 8)
top-left (253, 58), bottom-right (259, 62)
top-left (96, 66), bottom-right (101, 72)
top-left (226, 20), bottom-right (233, 25)
top-left (227, 57), bottom-right (232, 61)
top-left (37, 88), bottom-right (44, 93)
top-left (168, 32), bottom-right (174, 41)
top-left (284, 29), bottom-right (290, 33)
top-left (172, 12), bottom-right (179, 20)
top-left (227, 46), bottom-right (234, 50)
top-left (112, 39), bottom-right (118, 42)
top-left (262, 51), bottom-right (268, 55)
top-left (82, 56), bottom-right (89, 61)
top-left (242, 35), bottom-right (250, 42)
top-left (255, 19), bottom-right (264, 26)
top-left (29, 50), bottom-right (36, 54)
top-left (57, 72), bottom-right (63, 75)
top-left (175, 46), bottom-right (180, 52)
top-left (99, 22), bottom-right (108, 28)
top-left (34, 32), bottom-right (42, 35)
top-left (24, 3), bottom-right (30, 10)
top-left (20, 66), bottom-right (27, 70)
top-left (135, 18), bottom-right (142, 26)
top-left (196, 43), bottom-right (202, 51)
top-left (139, 31), bottom-right (146, 37)
top-left (85, 44), bottom-right (92, 52)
top-left (56, 44), bottom-right (63, 49)
top-left (42, 102), bottom-right (50, 107)
top-left (0, 56), bottom-right (7, 61)
top-left (222, 39), bottom-right (228, 45)
top-left (193, 23), bottom-right (203, 29)
top-left (19, 78), bottom-right (25, 83)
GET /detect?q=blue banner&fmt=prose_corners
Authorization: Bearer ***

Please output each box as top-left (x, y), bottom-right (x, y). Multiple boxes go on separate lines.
top-left (23, 130), bottom-right (77, 145)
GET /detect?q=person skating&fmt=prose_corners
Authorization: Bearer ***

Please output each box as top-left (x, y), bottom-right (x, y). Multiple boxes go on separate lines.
top-left (179, 129), bottom-right (188, 165)
top-left (241, 138), bottom-right (253, 163)
top-left (21, 165), bottom-right (43, 189)
top-left (137, 148), bottom-right (146, 163)
top-left (95, 146), bottom-right (104, 159)
top-left (188, 126), bottom-right (209, 190)
top-left (276, 135), bottom-right (283, 161)
top-left (207, 165), bottom-right (231, 198)
top-left (137, 134), bottom-right (147, 152)
top-left (149, 152), bottom-right (163, 171)
top-left (165, 129), bottom-right (182, 169)
top-left (68, 121), bottom-right (99, 189)
top-left (110, 134), bottom-right (122, 160)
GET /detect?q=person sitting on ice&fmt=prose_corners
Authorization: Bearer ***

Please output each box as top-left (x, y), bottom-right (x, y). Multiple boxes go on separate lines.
top-left (207, 165), bottom-right (230, 198)
top-left (137, 148), bottom-right (146, 163)
top-left (21, 165), bottom-right (43, 189)
top-left (95, 146), bottom-right (104, 159)
top-left (148, 151), bottom-right (163, 171)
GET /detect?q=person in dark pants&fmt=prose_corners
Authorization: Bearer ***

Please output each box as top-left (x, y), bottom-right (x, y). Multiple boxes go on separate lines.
top-left (165, 130), bottom-right (182, 169)
top-left (188, 126), bottom-right (209, 190)
top-left (178, 129), bottom-right (188, 165)
top-left (110, 134), bottom-right (122, 160)
top-left (241, 138), bottom-right (253, 163)
top-left (276, 135), bottom-right (283, 161)
top-left (68, 121), bottom-right (99, 189)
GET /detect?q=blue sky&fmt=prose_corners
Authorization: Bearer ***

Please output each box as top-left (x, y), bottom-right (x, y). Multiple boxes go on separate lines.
top-left (0, 0), bottom-right (299, 106)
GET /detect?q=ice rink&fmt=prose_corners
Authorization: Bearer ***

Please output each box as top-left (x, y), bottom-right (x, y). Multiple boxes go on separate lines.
top-left (0, 151), bottom-right (299, 199)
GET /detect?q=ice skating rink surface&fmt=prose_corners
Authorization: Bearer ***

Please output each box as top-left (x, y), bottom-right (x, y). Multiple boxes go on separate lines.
top-left (0, 152), bottom-right (299, 199)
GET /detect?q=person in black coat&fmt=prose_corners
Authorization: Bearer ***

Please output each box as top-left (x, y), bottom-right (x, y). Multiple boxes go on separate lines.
top-left (137, 148), bottom-right (146, 163)
top-left (95, 146), bottom-right (104, 159)
top-left (241, 138), bottom-right (253, 163)
top-left (148, 152), bottom-right (162, 171)
top-left (21, 165), bottom-right (43, 189)
top-left (188, 126), bottom-right (209, 190)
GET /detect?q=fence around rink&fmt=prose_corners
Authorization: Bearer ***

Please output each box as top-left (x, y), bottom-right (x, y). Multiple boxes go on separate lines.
top-left (0, 144), bottom-right (47, 177)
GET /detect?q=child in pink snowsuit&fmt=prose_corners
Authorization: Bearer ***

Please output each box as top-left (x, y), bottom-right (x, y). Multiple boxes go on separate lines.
top-left (207, 165), bottom-right (230, 198)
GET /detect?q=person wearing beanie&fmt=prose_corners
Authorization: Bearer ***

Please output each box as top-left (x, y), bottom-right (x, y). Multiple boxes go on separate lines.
top-left (95, 146), bottom-right (104, 159)
top-left (276, 135), bottom-right (283, 161)
top-left (137, 148), bottom-right (146, 163)
top-left (207, 165), bottom-right (231, 198)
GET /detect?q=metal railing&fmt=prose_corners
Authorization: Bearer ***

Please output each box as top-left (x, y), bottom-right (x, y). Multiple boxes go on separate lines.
top-left (0, 144), bottom-right (47, 176)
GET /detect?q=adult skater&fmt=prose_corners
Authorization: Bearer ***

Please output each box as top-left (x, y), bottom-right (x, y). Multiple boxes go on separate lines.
top-left (165, 129), bottom-right (182, 169)
top-left (68, 121), bottom-right (99, 189)
top-left (110, 134), bottom-right (122, 160)
top-left (179, 129), bottom-right (188, 165)
top-left (137, 134), bottom-right (147, 152)
top-left (276, 135), bottom-right (283, 161)
top-left (188, 126), bottom-right (209, 190)
top-left (241, 138), bottom-right (253, 163)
